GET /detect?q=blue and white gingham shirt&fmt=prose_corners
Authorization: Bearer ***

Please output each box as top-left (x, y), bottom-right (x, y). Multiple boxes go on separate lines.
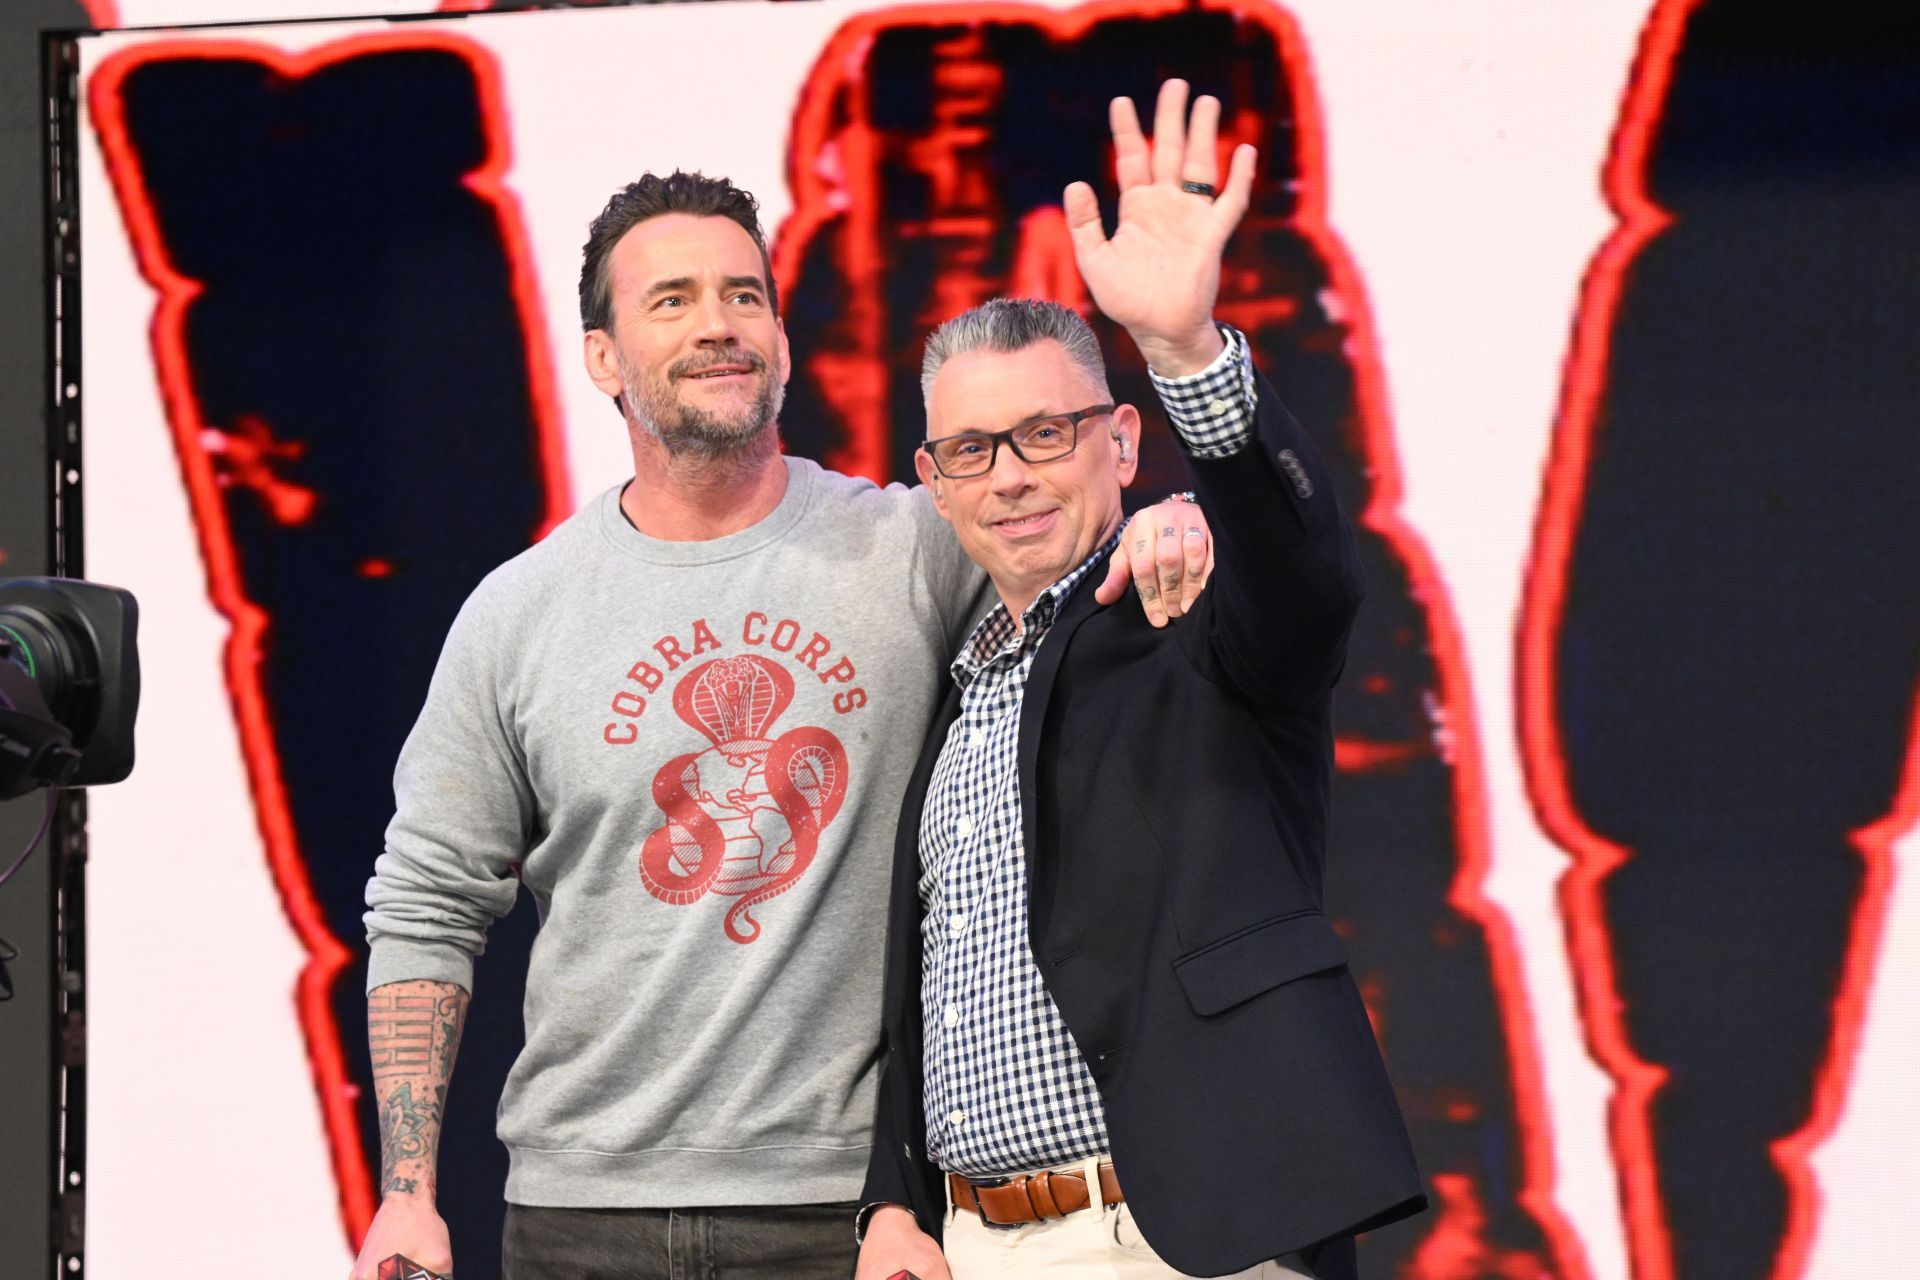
top-left (919, 326), bottom-right (1258, 1177)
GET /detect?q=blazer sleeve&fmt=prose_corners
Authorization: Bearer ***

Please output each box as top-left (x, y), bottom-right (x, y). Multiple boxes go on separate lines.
top-left (1175, 363), bottom-right (1365, 711)
top-left (858, 1063), bottom-right (940, 1238)
top-left (858, 692), bottom-right (955, 1242)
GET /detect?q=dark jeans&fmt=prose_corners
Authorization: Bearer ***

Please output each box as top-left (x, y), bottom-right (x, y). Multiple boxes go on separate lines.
top-left (502, 1202), bottom-right (860, 1280)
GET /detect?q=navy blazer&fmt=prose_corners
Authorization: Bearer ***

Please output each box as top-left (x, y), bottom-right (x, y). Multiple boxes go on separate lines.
top-left (861, 368), bottom-right (1426, 1278)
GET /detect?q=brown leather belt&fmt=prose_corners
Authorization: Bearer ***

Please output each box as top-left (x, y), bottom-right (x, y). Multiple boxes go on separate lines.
top-left (948, 1161), bottom-right (1124, 1229)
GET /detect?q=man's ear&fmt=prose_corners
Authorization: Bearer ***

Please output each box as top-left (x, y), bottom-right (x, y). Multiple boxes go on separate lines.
top-left (914, 448), bottom-right (950, 516)
top-left (1111, 404), bottom-right (1144, 488)
top-left (584, 329), bottom-right (624, 401)
top-left (776, 318), bottom-right (793, 387)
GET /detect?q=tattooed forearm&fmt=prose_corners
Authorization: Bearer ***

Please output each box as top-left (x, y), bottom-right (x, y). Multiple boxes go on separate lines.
top-left (438, 992), bottom-right (467, 1065)
top-left (368, 992), bottom-right (435, 1080)
top-left (368, 979), bottom-right (468, 1199)
top-left (378, 1080), bottom-right (440, 1189)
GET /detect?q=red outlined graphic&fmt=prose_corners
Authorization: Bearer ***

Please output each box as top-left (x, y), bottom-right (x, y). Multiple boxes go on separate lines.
top-left (88, 31), bottom-right (571, 1244)
top-left (206, 416), bottom-right (319, 526)
top-left (1517, 11), bottom-right (1690, 1279)
top-left (779, 6), bottom-right (1583, 1277)
top-left (1767, 695), bottom-right (1918, 1280)
top-left (640, 655), bottom-right (849, 943)
top-left (1521, 0), bottom-right (1916, 1277)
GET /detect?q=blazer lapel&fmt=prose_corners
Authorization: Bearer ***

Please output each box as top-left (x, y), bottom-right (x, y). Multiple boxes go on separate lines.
top-left (1016, 579), bottom-right (1105, 877)
top-left (886, 678), bottom-right (964, 1050)
top-left (899, 679), bottom-right (965, 872)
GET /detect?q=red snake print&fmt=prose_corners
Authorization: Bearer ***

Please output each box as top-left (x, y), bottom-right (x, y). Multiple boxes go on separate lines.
top-left (638, 655), bottom-right (849, 942)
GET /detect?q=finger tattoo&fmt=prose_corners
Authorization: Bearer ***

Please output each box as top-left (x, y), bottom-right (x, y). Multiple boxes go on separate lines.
top-left (1162, 526), bottom-right (1176, 538)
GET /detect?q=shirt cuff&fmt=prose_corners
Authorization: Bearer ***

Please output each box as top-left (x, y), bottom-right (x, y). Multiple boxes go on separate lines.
top-left (1146, 323), bottom-right (1258, 459)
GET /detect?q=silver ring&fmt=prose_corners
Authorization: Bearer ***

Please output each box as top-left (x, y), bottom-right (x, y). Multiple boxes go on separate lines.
top-left (1183, 527), bottom-right (1206, 539)
top-left (1181, 181), bottom-right (1218, 198)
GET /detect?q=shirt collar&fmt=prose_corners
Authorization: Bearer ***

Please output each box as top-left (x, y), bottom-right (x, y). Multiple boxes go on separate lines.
top-left (951, 528), bottom-right (1125, 685)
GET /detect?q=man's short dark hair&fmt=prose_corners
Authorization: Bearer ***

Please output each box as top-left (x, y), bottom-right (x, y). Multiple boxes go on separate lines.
top-left (579, 171), bottom-right (778, 332)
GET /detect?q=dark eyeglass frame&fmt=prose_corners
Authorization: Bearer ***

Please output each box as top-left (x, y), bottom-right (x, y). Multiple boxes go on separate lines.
top-left (920, 403), bottom-right (1116, 479)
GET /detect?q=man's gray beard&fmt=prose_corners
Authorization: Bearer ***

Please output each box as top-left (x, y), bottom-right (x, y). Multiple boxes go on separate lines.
top-left (618, 350), bottom-right (783, 462)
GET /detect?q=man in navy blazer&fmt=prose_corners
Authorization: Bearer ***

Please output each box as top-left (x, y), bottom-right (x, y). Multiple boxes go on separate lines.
top-left (853, 82), bottom-right (1425, 1280)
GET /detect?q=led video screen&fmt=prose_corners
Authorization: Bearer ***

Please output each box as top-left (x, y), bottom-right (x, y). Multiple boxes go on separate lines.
top-left (72, 1), bottom-right (1918, 1275)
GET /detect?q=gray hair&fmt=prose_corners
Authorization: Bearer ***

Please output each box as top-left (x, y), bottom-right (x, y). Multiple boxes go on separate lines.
top-left (921, 298), bottom-right (1109, 406)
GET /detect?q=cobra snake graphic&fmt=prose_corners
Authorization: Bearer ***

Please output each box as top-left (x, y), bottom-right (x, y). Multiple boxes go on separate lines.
top-left (638, 655), bottom-right (849, 942)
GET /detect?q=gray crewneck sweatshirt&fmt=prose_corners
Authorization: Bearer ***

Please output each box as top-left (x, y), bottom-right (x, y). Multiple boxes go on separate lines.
top-left (365, 457), bottom-right (987, 1207)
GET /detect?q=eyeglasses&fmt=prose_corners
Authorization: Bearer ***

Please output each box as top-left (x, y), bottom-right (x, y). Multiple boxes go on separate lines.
top-left (920, 404), bottom-right (1116, 479)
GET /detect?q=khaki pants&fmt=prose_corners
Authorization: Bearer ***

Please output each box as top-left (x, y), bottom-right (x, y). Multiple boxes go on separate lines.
top-left (942, 1157), bottom-right (1314, 1279)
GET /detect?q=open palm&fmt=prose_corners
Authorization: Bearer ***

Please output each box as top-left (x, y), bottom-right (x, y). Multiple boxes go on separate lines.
top-left (1065, 81), bottom-right (1257, 373)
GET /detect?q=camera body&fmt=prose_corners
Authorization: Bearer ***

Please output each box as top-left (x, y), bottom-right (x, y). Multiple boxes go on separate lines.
top-left (0, 578), bottom-right (139, 799)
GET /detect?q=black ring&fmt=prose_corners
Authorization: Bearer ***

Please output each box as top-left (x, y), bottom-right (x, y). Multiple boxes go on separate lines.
top-left (1181, 180), bottom-right (1218, 198)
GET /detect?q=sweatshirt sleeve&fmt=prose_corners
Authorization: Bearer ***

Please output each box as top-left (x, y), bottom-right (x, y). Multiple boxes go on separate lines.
top-left (905, 483), bottom-right (993, 654)
top-left (364, 579), bottom-right (534, 993)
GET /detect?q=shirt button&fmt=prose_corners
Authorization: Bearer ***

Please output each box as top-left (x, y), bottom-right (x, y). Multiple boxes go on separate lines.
top-left (948, 1109), bottom-right (967, 1128)
top-left (1209, 397), bottom-right (1230, 414)
top-left (943, 1003), bottom-right (961, 1028)
top-left (955, 814), bottom-right (976, 838)
top-left (968, 729), bottom-right (985, 749)
top-left (949, 912), bottom-right (967, 935)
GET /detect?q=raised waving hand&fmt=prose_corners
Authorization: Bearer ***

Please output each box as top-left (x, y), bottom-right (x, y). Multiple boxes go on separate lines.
top-left (1063, 79), bottom-right (1256, 377)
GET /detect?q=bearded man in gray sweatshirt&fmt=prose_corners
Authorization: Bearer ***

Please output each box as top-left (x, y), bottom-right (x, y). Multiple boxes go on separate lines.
top-left (349, 172), bottom-right (1212, 1280)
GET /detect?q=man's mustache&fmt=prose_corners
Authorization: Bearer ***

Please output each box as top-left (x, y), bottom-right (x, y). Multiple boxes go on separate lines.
top-left (670, 349), bottom-right (768, 381)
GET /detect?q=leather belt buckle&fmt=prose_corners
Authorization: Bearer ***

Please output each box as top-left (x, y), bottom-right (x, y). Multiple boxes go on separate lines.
top-left (959, 1173), bottom-right (1025, 1231)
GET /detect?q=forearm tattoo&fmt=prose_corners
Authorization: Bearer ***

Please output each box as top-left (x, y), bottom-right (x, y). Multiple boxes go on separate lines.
top-left (369, 982), bottom-right (468, 1198)
top-left (369, 991), bottom-right (435, 1079)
